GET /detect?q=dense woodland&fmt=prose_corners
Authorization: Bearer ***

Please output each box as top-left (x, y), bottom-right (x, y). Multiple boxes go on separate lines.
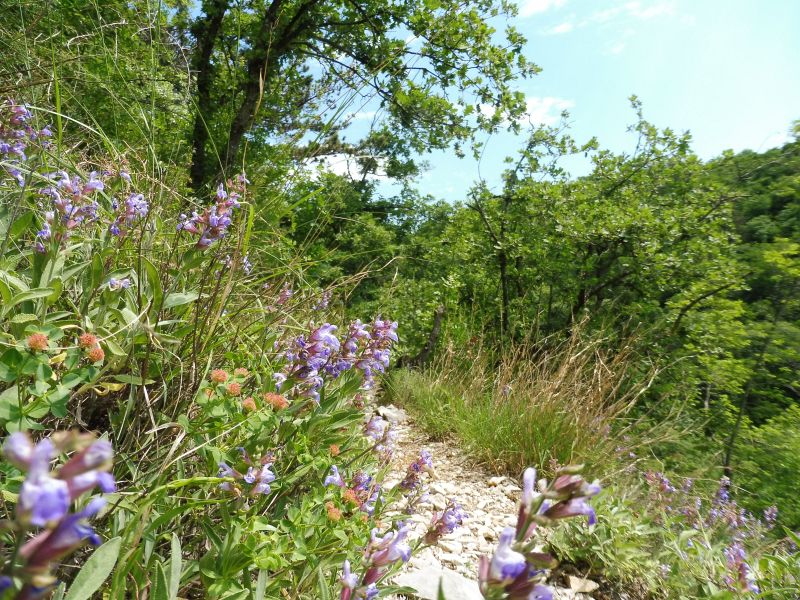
top-left (0, 1), bottom-right (798, 598)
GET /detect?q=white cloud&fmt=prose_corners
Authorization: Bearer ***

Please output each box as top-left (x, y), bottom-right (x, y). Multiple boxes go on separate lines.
top-left (624, 0), bottom-right (675, 20)
top-left (519, 0), bottom-right (567, 18)
top-left (522, 97), bottom-right (575, 125)
top-left (305, 153), bottom-right (388, 181)
top-left (480, 96), bottom-right (574, 126)
top-left (349, 110), bottom-right (376, 121)
top-left (606, 40), bottom-right (626, 54)
top-left (547, 21), bottom-right (574, 34)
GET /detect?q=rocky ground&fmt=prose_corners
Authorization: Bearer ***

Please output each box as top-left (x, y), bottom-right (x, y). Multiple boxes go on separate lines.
top-left (375, 404), bottom-right (599, 600)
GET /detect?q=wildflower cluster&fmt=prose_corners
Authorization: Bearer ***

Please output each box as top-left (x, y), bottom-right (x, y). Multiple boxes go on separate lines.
top-left (642, 470), bottom-right (776, 593)
top-left (479, 466), bottom-right (601, 600)
top-left (364, 415), bottom-right (398, 459)
top-left (218, 449), bottom-right (276, 499)
top-left (340, 523), bottom-right (412, 600)
top-left (398, 449), bottom-right (434, 491)
top-left (0, 100), bottom-right (51, 186)
top-left (109, 192), bottom-right (148, 237)
top-left (425, 499), bottom-right (468, 544)
top-left (0, 432), bottom-right (115, 597)
top-left (325, 467), bottom-right (380, 515)
top-left (177, 175), bottom-right (247, 248)
top-left (276, 317), bottom-right (398, 404)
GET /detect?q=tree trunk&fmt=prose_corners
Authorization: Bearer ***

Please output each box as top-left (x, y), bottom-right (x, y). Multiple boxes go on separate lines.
top-left (189, 0), bottom-right (230, 194)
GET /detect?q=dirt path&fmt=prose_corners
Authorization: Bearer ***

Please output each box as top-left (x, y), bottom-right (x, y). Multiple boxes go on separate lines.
top-left (377, 404), bottom-right (596, 600)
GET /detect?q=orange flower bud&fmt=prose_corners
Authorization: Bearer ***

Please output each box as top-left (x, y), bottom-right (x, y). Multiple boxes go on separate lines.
top-left (329, 444), bottom-right (340, 457)
top-left (26, 333), bottom-right (49, 352)
top-left (264, 392), bottom-right (289, 410)
top-left (210, 369), bottom-right (228, 383)
top-left (78, 333), bottom-right (98, 349)
top-left (227, 382), bottom-right (242, 396)
top-left (242, 397), bottom-right (257, 412)
top-left (234, 367), bottom-right (249, 377)
top-left (325, 501), bottom-right (342, 522)
top-left (86, 346), bottom-right (105, 363)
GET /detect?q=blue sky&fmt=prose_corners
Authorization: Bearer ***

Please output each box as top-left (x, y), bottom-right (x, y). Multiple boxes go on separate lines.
top-left (354, 0), bottom-right (800, 201)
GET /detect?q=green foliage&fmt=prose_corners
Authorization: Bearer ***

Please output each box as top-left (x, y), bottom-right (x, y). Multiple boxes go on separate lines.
top-left (385, 326), bottom-right (642, 475)
top-left (736, 405), bottom-right (800, 528)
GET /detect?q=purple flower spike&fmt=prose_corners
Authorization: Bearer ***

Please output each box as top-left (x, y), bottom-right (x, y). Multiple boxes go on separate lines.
top-left (489, 527), bottom-right (526, 583)
top-left (59, 439), bottom-right (113, 479)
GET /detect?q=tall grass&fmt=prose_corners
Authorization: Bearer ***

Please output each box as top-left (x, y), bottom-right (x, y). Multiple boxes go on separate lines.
top-left (386, 326), bottom-right (654, 476)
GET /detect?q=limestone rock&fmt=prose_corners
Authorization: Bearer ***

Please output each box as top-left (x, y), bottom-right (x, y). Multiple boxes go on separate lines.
top-left (568, 575), bottom-right (600, 593)
top-left (377, 404), bottom-right (408, 423)
top-left (394, 566), bottom-right (483, 600)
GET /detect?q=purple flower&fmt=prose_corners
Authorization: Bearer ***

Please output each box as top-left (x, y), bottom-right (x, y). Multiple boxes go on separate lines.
top-left (528, 584), bottom-right (554, 600)
top-left (4, 432), bottom-right (34, 469)
top-left (313, 290), bottom-right (332, 311)
top-left (426, 499), bottom-right (467, 543)
top-left (325, 466), bottom-right (345, 488)
top-left (489, 527), bottom-right (526, 583)
top-left (59, 439), bottom-right (113, 479)
top-left (365, 416), bottom-right (387, 441)
top-left (724, 541), bottom-right (759, 594)
top-left (340, 560), bottom-right (358, 589)
top-left (542, 497), bottom-right (597, 525)
top-left (250, 464), bottom-right (275, 495)
top-left (217, 462), bottom-right (239, 491)
top-left (763, 505), bottom-right (778, 528)
top-left (277, 284), bottom-right (293, 305)
top-left (21, 498), bottom-right (106, 569)
top-left (368, 523), bottom-right (412, 567)
top-left (522, 467), bottom-right (540, 512)
top-left (16, 439), bottom-right (70, 527)
top-left (400, 450), bottom-right (434, 491)
top-left (107, 277), bottom-right (131, 290)
top-left (273, 372), bottom-right (287, 391)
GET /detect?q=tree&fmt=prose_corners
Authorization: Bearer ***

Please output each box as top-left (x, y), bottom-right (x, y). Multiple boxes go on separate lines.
top-left (181, 0), bottom-right (538, 192)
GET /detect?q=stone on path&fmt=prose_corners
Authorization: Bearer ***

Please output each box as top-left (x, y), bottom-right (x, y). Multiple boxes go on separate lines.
top-left (568, 575), bottom-right (600, 593)
top-left (393, 566), bottom-right (483, 600)
top-left (378, 404), bottom-right (409, 424)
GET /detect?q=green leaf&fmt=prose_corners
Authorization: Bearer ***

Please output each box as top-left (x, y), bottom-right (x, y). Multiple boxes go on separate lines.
top-left (169, 533), bottom-right (182, 600)
top-left (143, 257), bottom-right (163, 315)
top-left (437, 579), bottom-right (447, 600)
top-left (151, 562), bottom-right (169, 600)
top-left (316, 566), bottom-right (331, 600)
top-left (254, 570), bottom-right (267, 600)
top-left (10, 313), bottom-right (38, 324)
top-left (0, 385), bottom-right (19, 420)
top-left (63, 536), bottom-right (122, 600)
top-left (162, 292), bottom-right (199, 310)
top-left (8, 211), bottom-right (34, 239)
top-left (2, 288), bottom-right (54, 316)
